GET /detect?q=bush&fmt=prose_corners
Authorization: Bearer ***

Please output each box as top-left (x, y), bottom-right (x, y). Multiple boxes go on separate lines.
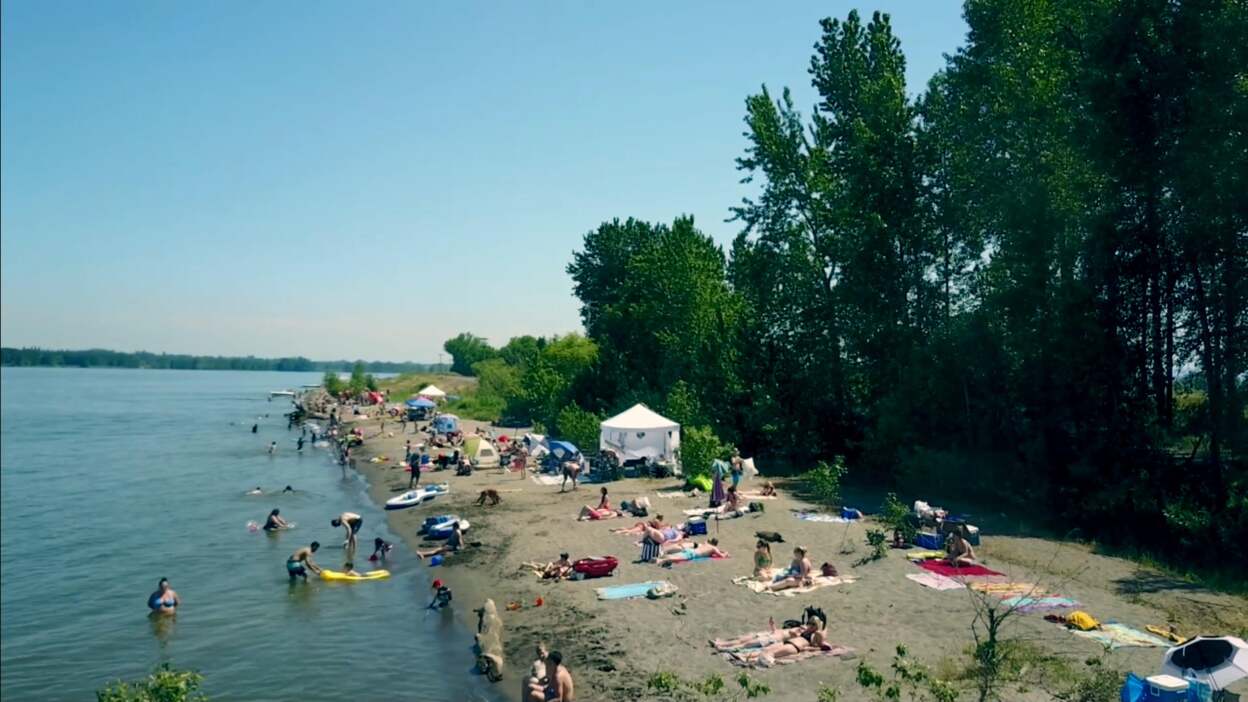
top-left (96, 664), bottom-right (207, 702)
top-left (555, 403), bottom-right (602, 454)
top-left (680, 426), bottom-right (732, 479)
top-left (804, 457), bottom-right (847, 508)
top-left (881, 492), bottom-right (917, 542)
top-left (323, 371), bottom-right (345, 396)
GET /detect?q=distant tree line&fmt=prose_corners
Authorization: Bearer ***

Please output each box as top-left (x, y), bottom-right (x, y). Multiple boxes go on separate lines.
top-left (0, 347), bottom-right (445, 374)
top-left (445, 2), bottom-right (1246, 578)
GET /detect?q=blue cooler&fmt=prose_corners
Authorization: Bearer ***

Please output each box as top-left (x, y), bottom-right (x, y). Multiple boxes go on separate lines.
top-left (687, 517), bottom-right (707, 536)
top-left (915, 532), bottom-right (942, 550)
top-left (1144, 675), bottom-right (1188, 702)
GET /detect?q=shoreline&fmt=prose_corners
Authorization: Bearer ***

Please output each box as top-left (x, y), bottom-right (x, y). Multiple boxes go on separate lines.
top-left (341, 412), bottom-right (1248, 701)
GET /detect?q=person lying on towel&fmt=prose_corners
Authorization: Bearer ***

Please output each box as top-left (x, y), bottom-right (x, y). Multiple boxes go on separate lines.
top-left (733, 614), bottom-right (828, 666)
top-left (578, 487), bottom-right (619, 521)
top-left (944, 531), bottom-right (977, 567)
top-left (521, 553), bottom-right (574, 580)
top-left (656, 539), bottom-right (727, 567)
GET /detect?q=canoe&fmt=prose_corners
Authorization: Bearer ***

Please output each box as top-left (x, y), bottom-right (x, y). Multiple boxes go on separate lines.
top-left (384, 483), bottom-right (450, 510)
top-left (320, 569), bottom-right (390, 582)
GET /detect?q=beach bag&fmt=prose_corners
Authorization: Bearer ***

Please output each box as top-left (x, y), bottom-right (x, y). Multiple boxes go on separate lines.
top-left (819, 563), bottom-right (838, 577)
top-left (1067, 611), bottom-right (1100, 631)
top-left (572, 556), bottom-right (619, 580)
top-left (748, 501), bottom-right (765, 513)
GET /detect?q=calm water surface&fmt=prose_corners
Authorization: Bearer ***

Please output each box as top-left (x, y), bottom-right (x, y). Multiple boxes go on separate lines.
top-left (0, 368), bottom-right (500, 701)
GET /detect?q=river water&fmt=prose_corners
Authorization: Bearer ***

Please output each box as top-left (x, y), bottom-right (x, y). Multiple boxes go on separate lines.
top-left (0, 367), bottom-right (500, 701)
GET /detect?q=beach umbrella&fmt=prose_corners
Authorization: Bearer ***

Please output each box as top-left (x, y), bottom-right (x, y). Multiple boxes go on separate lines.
top-left (548, 440), bottom-right (579, 458)
top-left (1161, 636), bottom-right (1248, 689)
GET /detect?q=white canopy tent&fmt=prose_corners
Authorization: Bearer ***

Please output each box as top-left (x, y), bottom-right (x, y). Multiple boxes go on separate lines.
top-left (599, 403), bottom-right (680, 462)
top-left (416, 385), bottom-right (447, 399)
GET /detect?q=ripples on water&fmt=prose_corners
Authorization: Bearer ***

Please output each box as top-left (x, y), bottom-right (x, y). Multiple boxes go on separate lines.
top-left (0, 368), bottom-right (500, 702)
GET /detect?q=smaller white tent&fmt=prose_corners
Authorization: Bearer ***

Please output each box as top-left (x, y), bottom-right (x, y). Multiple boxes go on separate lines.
top-left (417, 385), bottom-right (447, 399)
top-left (600, 403), bottom-right (680, 462)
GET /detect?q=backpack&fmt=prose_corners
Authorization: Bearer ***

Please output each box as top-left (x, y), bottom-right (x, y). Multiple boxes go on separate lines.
top-left (748, 502), bottom-right (765, 513)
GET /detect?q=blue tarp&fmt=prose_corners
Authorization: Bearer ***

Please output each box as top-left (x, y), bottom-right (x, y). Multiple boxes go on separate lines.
top-left (433, 415), bottom-right (459, 433)
top-left (549, 440), bottom-right (579, 457)
top-left (406, 397), bottom-right (436, 408)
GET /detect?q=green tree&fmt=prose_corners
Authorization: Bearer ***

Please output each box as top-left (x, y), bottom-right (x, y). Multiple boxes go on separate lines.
top-left (348, 361), bottom-right (369, 395)
top-left (443, 333), bottom-right (498, 376)
top-left (323, 371), bottom-right (345, 396)
top-left (680, 426), bottom-right (732, 480)
top-left (554, 403), bottom-right (602, 454)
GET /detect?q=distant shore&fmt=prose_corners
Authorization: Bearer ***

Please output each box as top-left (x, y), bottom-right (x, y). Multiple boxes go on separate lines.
top-left (342, 411), bottom-right (1248, 701)
top-left (0, 348), bottom-right (443, 374)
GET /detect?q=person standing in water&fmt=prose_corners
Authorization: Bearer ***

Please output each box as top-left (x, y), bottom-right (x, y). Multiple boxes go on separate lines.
top-left (528, 650), bottom-right (574, 701)
top-left (286, 542), bottom-right (321, 581)
top-left (147, 578), bottom-right (180, 615)
top-left (296, 436), bottom-right (305, 452)
top-left (263, 509), bottom-right (291, 532)
top-left (331, 512), bottom-right (363, 551)
top-left (268, 441), bottom-right (277, 455)
top-left (251, 423), bottom-right (258, 434)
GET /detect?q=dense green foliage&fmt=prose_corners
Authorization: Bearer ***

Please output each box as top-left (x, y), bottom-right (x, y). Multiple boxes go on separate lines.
top-left (442, 1), bottom-right (1247, 577)
top-left (680, 426), bottom-right (735, 480)
top-left (96, 664), bottom-right (207, 702)
top-left (1, 347), bottom-right (441, 374)
top-left (442, 333), bottom-right (499, 375)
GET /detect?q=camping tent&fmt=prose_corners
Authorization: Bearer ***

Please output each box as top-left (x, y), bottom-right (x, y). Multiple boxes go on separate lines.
top-left (599, 403), bottom-right (680, 462)
top-left (463, 436), bottom-right (500, 468)
top-left (417, 385), bottom-right (447, 399)
top-left (432, 414), bottom-right (459, 434)
top-left (548, 440), bottom-right (579, 459)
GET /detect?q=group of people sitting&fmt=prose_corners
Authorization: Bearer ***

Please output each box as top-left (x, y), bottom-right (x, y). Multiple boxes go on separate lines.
top-left (751, 543), bottom-right (834, 592)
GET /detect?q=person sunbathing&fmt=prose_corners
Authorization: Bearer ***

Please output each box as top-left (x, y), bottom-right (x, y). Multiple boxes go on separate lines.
top-left (735, 618), bottom-right (827, 666)
top-left (656, 539), bottom-right (726, 567)
top-left (768, 546), bottom-right (813, 591)
top-left (521, 553), bottom-right (574, 580)
top-left (944, 532), bottom-right (976, 567)
top-left (711, 620), bottom-right (801, 651)
top-left (578, 487), bottom-right (618, 520)
top-left (753, 540), bottom-right (773, 579)
top-left (759, 481), bottom-right (777, 497)
top-left (611, 516), bottom-right (666, 537)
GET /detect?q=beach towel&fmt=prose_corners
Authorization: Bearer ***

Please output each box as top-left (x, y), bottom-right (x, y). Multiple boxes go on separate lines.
top-left (595, 581), bottom-right (672, 601)
top-left (969, 582), bottom-right (1040, 598)
top-left (721, 644), bottom-right (855, 669)
top-left (1070, 622), bottom-right (1172, 650)
top-left (999, 596), bottom-right (1079, 612)
top-left (530, 473), bottom-right (563, 486)
top-left (737, 492), bottom-right (778, 500)
top-left (733, 574), bottom-right (857, 597)
top-left (917, 561), bottom-right (1003, 577)
top-left (639, 540), bottom-right (662, 563)
top-left (656, 490), bottom-right (696, 499)
top-left (905, 572), bottom-right (966, 591)
top-left (793, 512), bottom-right (850, 523)
top-left (905, 550), bottom-right (946, 561)
top-left (664, 549), bottom-right (729, 566)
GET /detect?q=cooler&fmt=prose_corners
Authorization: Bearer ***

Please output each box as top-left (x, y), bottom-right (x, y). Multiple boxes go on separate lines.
top-left (915, 532), bottom-right (942, 550)
top-left (687, 517), bottom-right (708, 536)
top-left (1144, 674), bottom-right (1188, 702)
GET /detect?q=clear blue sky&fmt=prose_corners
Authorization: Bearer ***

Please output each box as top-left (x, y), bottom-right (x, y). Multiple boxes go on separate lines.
top-left (1, 1), bottom-right (967, 362)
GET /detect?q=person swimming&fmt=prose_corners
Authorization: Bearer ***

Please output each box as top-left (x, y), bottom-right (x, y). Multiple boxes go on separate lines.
top-left (282, 485), bottom-right (294, 493)
top-left (246, 486), bottom-right (264, 496)
top-left (263, 508), bottom-right (291, 532)
top-left (147, 578), bottom-right (180, 615)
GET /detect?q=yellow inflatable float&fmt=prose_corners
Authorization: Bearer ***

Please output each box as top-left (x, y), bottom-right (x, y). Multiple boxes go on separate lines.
top-left (319, 569), bottom-right (391, 582)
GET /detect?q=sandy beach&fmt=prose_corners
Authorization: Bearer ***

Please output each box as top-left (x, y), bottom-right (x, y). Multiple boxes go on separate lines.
top-left (342, 411), bottom-right (1248, 701)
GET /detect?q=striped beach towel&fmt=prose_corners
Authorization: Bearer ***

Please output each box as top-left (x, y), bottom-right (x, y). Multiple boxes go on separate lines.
top-left (640, 540), bottom-right (662, 563)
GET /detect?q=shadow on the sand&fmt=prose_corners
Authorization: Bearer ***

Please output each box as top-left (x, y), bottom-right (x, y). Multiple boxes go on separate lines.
top-left (1113, 569), bottom-right (1204, 595)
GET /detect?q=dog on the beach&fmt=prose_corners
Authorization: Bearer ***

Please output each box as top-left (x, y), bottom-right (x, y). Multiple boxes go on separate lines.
top-left (476, 489), bottom-right (501, 506)
top-left (755, 530), bottom-right (785, 544)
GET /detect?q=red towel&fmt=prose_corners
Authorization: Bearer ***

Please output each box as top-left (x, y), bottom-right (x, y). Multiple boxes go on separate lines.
top-left (917, 560), bottom-right (1003, 577)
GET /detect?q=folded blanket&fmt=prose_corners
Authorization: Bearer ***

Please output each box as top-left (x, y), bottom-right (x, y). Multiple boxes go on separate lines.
top-left (905, 572), bottom-right (965, 591)
top-left (733, 574), bottom-right (856, 596)
top-left (917, 560), bottom-right (1003, 577)
top-left (793, 512), bottom-right (850, 523)
top-left (722, 644), bottom-right (855, 669)
top-left (595, 581), bottom-right (671, 601)
top-left (1071, 622), bottom-right (1172, 649)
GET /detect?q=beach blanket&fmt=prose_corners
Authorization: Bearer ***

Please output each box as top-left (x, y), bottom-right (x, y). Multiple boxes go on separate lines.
top-left (656, 490), bottom-right (696, 499)
top-left (905, 572), bottom-right (966, 591)
top-left (721, 644), bottom-right (855, 669)
top-left (1070, 622), bottom-right (1172, 650)
top-left (1000, 596), bottom-right (1079, 612)
top-left (733, 573), bottom-right (857, 597)
top-left (530, 474), bottom-right (563, 486)
top-left (969, 582), bottom-right (1040, 598)
top-left (793, 512), bottom-right (850, 523)
top-left (905, 550), bottom-right (946, 561)
top-left (595, 581), bottom-right (672, 601)
top-left (664, 550), bottom-right (729, 566)
top-left (917, 561), bottom-right (1003, 577)
top-left (737, 493), bottom-right (779, 500)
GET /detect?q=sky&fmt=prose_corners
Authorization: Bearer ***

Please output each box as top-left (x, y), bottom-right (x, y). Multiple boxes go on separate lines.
top-left (1, 1), bottom-right (968, 362)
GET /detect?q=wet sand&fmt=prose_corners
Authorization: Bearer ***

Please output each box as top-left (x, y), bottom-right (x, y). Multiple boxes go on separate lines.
top-left (345, 412), bottom-right (1248, 701)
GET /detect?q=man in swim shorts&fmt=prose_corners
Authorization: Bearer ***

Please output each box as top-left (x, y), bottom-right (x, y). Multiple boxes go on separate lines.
top-left (331, 512), bottom-right (362, 551)
top-left (527, 650), bottom-right (574, 701)
top-left (287, 542), bottom-right (321, 581)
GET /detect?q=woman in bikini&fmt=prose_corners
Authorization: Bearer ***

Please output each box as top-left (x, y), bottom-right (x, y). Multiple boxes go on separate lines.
top-left (767, 546), bottom-right (813, 592)
top-left (753, 540), bottom-right (773, 579)
top-left (147, 578), bottom-right (180, 615)
top-left (577, 487), bottom-right (617, 520)
top-left (944, 531), bottom-right (977, 566)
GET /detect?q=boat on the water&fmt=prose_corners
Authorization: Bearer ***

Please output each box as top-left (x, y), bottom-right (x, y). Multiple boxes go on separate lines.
top-left (269, 390), bottom-right (296, 398)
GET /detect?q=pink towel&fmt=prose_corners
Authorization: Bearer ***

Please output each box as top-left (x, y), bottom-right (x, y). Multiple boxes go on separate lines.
top-left (917, 560), bottom-right (1003, 577)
